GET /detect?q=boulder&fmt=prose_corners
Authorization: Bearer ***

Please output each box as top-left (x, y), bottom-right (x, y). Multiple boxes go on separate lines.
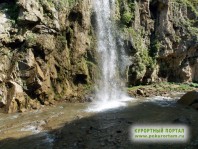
top-left (5, 81), bottom-right (26, 113)
top-left (29, 99), bottom-right (41, 109)
top-left (17, 0), bottom-right (43, 24)
top-left (177, 91), bottom-right (198, 110)
top-left (137, 89), bottom-right (144, 96)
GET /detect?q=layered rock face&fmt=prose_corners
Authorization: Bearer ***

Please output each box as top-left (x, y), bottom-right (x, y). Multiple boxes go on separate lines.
top-left (0, 0), bottom-right (197, 113)
top-left (0, 0), bottom-right (96, 113)
top-left (116, 0), bottom-right (197, 85)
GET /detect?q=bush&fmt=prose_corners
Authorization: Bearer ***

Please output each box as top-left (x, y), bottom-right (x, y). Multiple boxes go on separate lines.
top-left (122, 11), bottom-right (133, 24)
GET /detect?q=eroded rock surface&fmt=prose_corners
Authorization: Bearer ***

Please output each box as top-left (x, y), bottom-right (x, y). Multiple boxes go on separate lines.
top-left (117, 0), bottom-right (198, 85)
top-left (0, 0), bottom-right (197, 112)
top-left (0, 0), bottom-right (97, 112)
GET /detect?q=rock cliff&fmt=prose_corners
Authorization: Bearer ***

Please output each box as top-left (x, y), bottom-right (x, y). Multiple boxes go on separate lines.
top-left (0, 0), bottom-right (197, 112)
top-left (0, 0), bottom-right (97, 113)
top-left (117, 0), bottom-right (198, 85)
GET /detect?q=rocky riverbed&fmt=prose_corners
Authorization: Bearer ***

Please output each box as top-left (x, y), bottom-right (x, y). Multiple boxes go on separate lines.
top-left (0, 91), bottom-right (198, 149)
top-left (0, 0), bottom-right (197, 148)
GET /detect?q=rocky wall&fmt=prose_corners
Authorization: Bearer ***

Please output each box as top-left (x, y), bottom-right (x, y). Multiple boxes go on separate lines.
top-left (0, 0), bottom-right (97, 113)
top-left (116, 0), bottom-right (198, 85)
top-left (0, 0), bottom-right (197, 113)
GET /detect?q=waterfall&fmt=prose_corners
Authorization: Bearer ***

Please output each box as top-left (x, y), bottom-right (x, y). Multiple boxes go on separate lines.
top-left (87, 0), bottom-right (131, 112)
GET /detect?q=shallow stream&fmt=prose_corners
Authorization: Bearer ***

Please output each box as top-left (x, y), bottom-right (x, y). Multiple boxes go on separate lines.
top-left (0, 93), bottom-right (198, 149)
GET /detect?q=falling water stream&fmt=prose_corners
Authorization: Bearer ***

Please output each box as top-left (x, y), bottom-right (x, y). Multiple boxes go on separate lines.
top-left (1, 1), bottom-right (198, 149)
top-left (87, 0), bottom-right (131, 112)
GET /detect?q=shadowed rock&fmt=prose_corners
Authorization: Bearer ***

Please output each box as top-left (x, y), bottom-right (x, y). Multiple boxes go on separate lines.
top-left (178, 91), bottom-right (198, 109)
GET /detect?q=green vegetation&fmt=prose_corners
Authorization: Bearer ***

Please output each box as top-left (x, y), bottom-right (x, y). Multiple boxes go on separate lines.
top-left (175, 0), bottom-right (198, 16)
top-left (122, 11), bottom-right (133, 24)
top-left (150, 38), bottom-right (162, 57)
top-left (173, 0), bottom-right (197, 23)
top-left (173, 0), bottom-right (198, 38)
top-left (26, 33), bottom-right (37, 46)
top-left (188, 26), bottom-right (198, 37)
top-left (117, 0), bottom-right (135, 26)
top-left (123, 27), bottom-right (156, 79)
top-left (116, 0), bottom-right (159, 81)
top-left (56, 35), bottom-right (67, 52)
top-left (128, 82), bottom-right (198, 92)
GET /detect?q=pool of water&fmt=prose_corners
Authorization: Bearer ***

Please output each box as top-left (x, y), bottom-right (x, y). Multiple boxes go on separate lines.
top-left (1, 93), bottom-right (198, 149)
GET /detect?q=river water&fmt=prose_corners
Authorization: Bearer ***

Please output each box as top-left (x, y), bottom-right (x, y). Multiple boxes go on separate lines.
top-left (0, 0), bottom-right (198, 148)
top-left (1, 94), bottom-right (198, 149)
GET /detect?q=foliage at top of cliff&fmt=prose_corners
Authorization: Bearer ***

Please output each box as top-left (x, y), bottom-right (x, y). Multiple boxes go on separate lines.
top-left (175, 0), bottom-right (198, 16)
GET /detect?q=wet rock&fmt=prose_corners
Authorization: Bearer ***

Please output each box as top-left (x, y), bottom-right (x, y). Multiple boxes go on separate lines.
top-left (49, 100), bottom-right (55, 105)
top-left (137, 89), bottom-right (144, 96)
top-left (44, 101), bottom-right (50, 106)
top-left (29, 99), bottom-right (41, 110)
top-left (177, 91), bottom-right (198, 110)
top-left (84, 95), bottom-right (93, 102)
top-left (76, 115), bottom-right (83, 120)
top-left (19, 108), bottom-right (26, 113)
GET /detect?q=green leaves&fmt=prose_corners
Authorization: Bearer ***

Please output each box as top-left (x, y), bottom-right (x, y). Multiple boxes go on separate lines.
top-left (122, 11), bottom-right (133, 24)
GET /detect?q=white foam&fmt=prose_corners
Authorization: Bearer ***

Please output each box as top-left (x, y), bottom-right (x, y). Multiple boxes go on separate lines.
top-left (145, 96), bottom-right (177, 107)
top-left (10, 114), bottom-right (19, 119)
top-left (21, 125), bottom-right (40, 134)
top-left (86, 96), bottom-right (133, 112)
top-left (20, 120), bottom-right (46, 134)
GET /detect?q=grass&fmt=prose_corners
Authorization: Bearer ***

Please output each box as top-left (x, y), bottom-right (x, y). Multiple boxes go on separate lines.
top-left (128, 82), bottom-right (198, 92)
